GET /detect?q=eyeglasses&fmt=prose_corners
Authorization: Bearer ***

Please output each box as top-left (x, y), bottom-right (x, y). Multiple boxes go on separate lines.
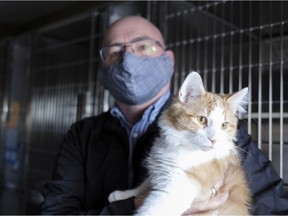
top-left (99, 38), bottom-right (164, 65)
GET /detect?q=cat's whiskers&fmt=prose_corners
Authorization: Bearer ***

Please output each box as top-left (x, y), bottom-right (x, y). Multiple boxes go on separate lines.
top-left (235, 146), bottom-right (256, 161)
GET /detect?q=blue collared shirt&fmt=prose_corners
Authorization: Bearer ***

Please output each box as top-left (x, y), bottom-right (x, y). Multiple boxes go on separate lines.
top-left (110, 90), bottom-right (171, 186)
top-left (110, 90), bottom-right (171, 146)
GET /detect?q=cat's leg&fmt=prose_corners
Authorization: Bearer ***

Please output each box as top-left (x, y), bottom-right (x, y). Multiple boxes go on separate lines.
top-left (108, 178), bottom-right (150, 203)
top-left (136, 176), bottom-right (199, 216)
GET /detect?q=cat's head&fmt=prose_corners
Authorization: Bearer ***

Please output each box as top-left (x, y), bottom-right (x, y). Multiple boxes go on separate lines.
top-left (159, 71), bottom-right (248, 152)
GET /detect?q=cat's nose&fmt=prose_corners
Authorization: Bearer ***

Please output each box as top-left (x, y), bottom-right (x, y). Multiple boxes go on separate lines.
top-left (209, 138), bottom-right (216, 145)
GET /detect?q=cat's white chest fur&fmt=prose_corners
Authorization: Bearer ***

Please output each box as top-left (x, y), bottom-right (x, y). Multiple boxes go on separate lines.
top-left (138, 139), bottom-right (234, 215)
top-left (156, 140), bottom-right (233, 170)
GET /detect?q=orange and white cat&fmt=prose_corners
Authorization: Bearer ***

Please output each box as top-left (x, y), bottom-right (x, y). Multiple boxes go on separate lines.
top-left (109, 72), bottom-right (251, 215)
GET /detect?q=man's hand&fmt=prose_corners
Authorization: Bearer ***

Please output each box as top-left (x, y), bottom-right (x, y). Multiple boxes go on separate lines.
top-left (134, 180), bottom-right (229, 215)
top-left (182, 192), bottom-right (229, 215)
top-left (182, 180), bottom-right (229, 215)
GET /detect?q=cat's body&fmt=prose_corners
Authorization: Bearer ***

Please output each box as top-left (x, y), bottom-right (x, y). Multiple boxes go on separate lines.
top-left (109, 72), bottom-right (251, 215)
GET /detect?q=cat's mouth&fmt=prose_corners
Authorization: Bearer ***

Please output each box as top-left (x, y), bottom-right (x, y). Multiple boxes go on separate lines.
top-left (198, 144), bottom-right (214, 151)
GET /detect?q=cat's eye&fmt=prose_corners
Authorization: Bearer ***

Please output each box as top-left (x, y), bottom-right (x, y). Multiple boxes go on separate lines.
top-left (197, 116), bottom-right (207, 125)
top-left (221, 122), bottom-right (229, 130)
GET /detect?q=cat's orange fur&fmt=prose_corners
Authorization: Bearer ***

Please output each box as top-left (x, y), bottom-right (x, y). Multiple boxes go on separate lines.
top-left (185, 155), bottom-right (251, 215)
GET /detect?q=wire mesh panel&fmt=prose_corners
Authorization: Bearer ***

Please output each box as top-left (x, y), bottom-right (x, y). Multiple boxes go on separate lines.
top-left (0, 40), bottom-right (9, 182)
top-left (25, 11), bottom-right (107, 213)
top-left (0, 41), bottom-right (8, 117)
top-left (151, 1), bottom-right (288, 183)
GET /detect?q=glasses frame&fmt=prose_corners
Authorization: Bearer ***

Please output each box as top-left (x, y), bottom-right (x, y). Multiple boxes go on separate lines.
top-left (99, 37), bottom-right (164, 64)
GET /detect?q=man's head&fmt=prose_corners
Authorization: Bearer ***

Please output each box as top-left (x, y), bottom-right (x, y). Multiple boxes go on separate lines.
top-left (103, 16), bottom-right (165, 49)
top-left (99, 16), bottom-right (174, 106)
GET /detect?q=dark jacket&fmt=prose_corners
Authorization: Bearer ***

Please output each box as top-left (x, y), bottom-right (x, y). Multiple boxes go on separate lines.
top-left (40, 111), bottom-right (288, 215)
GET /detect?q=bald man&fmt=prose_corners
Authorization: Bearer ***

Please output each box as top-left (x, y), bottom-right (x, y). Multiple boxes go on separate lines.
top-left (40, 16), bottom-right (288, 215)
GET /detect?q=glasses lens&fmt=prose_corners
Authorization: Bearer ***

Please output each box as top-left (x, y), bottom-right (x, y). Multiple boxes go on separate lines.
top-left (101, 45), bottom-right (122, 65)
top-left (133, 39), bottom-right (162, 57)
top-left (100, 39), bottom-right (163, 65)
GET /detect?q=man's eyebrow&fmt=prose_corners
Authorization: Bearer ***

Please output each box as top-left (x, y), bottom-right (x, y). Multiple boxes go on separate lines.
top-left (107, 36), bottom-right (152, 47)
top-left (130, 36), bottom-right (152, 42)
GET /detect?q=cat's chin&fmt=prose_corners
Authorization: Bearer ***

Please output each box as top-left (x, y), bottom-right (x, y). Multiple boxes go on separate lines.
top-left (198, 145), bottom-right (213, 151)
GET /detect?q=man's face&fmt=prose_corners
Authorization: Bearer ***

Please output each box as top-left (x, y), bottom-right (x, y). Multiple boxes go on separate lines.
top-left (100, 17), bottom-right (166, 66)
top-left (100, 17), bottom-right (174, 67)
top-left (98, 17), bottom-right (175, 106)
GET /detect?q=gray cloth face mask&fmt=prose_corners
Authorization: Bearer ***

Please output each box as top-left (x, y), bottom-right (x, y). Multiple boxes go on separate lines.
top-left (100, 52), bottom-right (174, 105)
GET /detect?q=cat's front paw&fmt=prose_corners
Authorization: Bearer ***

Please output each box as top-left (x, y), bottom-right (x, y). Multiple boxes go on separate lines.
top-left (108, 190), bottom-right (128, 203)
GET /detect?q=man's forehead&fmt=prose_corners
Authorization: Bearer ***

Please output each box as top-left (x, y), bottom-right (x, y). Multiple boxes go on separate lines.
top-left (104, 20), bottom-right (162, 46)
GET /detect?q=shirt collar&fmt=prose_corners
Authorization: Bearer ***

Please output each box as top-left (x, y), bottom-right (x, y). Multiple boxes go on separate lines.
top-left (110, 90), bottom-right (171, 128)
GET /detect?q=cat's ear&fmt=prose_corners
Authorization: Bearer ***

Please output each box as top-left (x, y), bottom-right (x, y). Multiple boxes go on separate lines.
top-left (227, 87), bottom-right (249, 114)
top-left (179, 71), bottom-right (205, 103)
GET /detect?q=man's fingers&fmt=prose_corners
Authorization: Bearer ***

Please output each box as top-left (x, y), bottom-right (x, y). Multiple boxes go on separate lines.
top-left (184, 192), bottom-right (229, 214)
top-left (214, 179), bottom-right (224, 191)
top-left (205, 192), bottom-right (229, 209)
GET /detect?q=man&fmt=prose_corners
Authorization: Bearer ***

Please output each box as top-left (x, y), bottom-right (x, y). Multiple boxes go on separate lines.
top-left (40, 16), bottom-right (288, 215)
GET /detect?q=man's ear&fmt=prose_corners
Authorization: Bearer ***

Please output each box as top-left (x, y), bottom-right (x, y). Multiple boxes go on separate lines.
top-left (166, 50), bottom-right (175, 64)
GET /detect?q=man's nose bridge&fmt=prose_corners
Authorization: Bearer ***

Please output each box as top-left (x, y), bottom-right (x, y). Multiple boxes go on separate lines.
top-left (123, 44), bottom-right (134, 52)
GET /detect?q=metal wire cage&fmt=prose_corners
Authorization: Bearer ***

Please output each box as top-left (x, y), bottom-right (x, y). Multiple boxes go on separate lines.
top-left (0, 40), bottom-right (9, 183)
top-left (23, 12), bottom-right (106, 213)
